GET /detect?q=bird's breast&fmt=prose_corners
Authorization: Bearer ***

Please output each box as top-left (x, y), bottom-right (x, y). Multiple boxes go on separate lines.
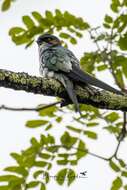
top-left (40, 67), bottom-right (55, 78)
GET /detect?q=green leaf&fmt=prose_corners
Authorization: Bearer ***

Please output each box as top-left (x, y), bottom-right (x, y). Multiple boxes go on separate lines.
top-left (76, 140), bottom-right (88, 159)
top-left (59, 32), bottom-right (70, 39)
top-left (39, 153), bottom-right (51, 159)
top-left (118, 159), bottom-right (126, 168)
top-left (58, 153), bottom-right (69, 158)
top-left (121, 171), bottom-right (127, 177)
top-left (111, 177), bottom-right (122, 190)
top-left (97, 64), bottom-right (108, 71)
top-left (118, 33), bottom-right (127, 50)
top-left (123, 0), bottom-right (127, 6)
top-left (0, 175), bottom-right (23, 182)
top-left (1, 0), bottom-right (11, 11)
top-left (105, 112), bottom-right (119, 122)
top-left (111, 3), bottom-right (119, 13)
top-left (115, 69), bottom-right (124, 88)
top-left (112, 55), bottom-right (127, 78)
top-left (95, 34), bottom-right (105, 41)
top-left (22, 16), bottom-right (35, 29)
top-left (56, 168), bottom-right (68, 185)
top-left (104, 125), bottom-right (120, 134)
top-left (61, 131), bottom-right (77, 148)
top-left (86, 122), bottom-right (99, 127)
top-left (70, 160), bottom-right (78, 165)
top-left (55, 9), bottom-right (62, 17)
top-left (47, 134), bottom-right (55, 144)
top-left (46, 145), bottom-right (59, 153)
top-left (33, 170), bottom-right (43, 179)
top-left (113, 17), bottom-right (120, 28)
top-left (45, 11), bottom-right (53, 20)
top-left (40, 134), bottom-right (48, 145)
top-left (40, 183), bottom-right (46, 190)
top-left (124, 185), bottom-right (127, 190)
top-left (67, 169), bottom-right (76, 186)
top-left (22, 146), bottom-right (36, 155)
top-left (43, 172), bottom-right (50, 183)
top-left (104, 15), bottom-right (113, 23)
top-left (103, 23), bottom-right (111, 29)
top-left (10, 153), bottom-right (22, 165)
top-left (34, 161), bottom-right (48, 167)
top-left (122, 61), bottom-right (127, 78)
top-left (70, 37), bottom-right (77, 44)
top-left (56, 117), bottom-right (62, 123)
top-left (11, 34), bottom-right (30, 45)
top-left (9, 27), bottom-right (25, 36)
top-left (26, 181), bottom-right (40, 188)
top-left (109, 160), bottom-right (120, 172)
top-left (80, 52), bottom-right (98, 73)
top-left (39, 106), bottom-right (56, 117)
top-left (84, 130), bottom-right (97, 139)
top-left (32, 11), bottom-right (43, 23)
top-left (47, 163), bottom-right (52, 170)
top-left (67, 126), bottom-right (81, 133)
top-left (45, 124), bottom-right (52, 130)
top-left (26, 120), bottom-right (48, 128)
top-left (57, 159), bottom-right (68, 165)
top-left (30, 137), bottom-right (40, 147)
top-left (4, 166), bottom-right (28, 177)
top-left (0, 186), bottom-right (9, 190)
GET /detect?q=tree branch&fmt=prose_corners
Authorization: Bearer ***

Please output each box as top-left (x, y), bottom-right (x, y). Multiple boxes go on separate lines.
top-left (0, 69), bottom-right (127, 111)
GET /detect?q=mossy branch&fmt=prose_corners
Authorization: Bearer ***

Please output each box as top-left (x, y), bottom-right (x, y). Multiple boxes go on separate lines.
top-left (0, 69), bottom-right (127, 111)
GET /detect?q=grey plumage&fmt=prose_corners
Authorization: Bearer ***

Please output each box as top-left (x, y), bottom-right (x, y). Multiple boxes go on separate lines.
top-left (38, 43), bottom-right (81, 113)
top-left (37, 34), bottom-right (123, 114)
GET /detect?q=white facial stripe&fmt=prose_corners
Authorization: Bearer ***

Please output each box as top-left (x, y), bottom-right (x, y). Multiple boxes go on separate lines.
top-left (40, 42), bottom-right (47, 48)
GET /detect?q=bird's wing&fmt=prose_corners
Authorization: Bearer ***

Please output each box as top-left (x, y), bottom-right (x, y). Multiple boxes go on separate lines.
top-left (66, 64), bottom-right (123, 95)
top-left (42, 46), bottom-right (123, 95)
top-left (42, 46), bottom-right (73, 72)
top-left (64, 48), bottom-right (80, 68)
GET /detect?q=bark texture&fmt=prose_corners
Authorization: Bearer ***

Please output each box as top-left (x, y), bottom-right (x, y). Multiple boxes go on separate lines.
top-left (0, 69), bottom-right (127, 111)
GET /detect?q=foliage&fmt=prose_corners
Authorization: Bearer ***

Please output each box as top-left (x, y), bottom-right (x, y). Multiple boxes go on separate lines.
top-left (1, 0), bottom-right (16, 11)
top-left (0, 132), bottom-right (87, 189)
top-left (9, 9), bottom-right (89, 47)
top-left (0, 0), bottom-right (127, 190)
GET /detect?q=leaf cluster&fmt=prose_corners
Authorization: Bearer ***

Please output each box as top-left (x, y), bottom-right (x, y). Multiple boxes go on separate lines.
top-left (9, 9), bottom-right (89, 47)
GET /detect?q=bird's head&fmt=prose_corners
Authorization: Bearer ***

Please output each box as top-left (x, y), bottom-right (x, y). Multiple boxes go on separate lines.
top-left (36, 34), bottom-right (61, 47)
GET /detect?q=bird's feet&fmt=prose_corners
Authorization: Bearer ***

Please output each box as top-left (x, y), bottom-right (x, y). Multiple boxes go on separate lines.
top-left (60, 99), bottom-right (71, 107)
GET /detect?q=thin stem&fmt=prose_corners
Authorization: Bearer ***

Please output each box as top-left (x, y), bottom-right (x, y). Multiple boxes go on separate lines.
top-left (0, 101), bottom-right (61, 112)
top-left (89, 26), bottom-right (127, 162)
top-left (45, 144), bottom-right (109, 161)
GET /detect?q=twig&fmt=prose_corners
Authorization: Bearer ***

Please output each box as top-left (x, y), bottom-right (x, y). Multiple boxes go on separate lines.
top-left (89, 26), bottom-right (127, 162)
top-left (88, 29), bottom-right (102, 52)
top-left (0, 101), bottom-right (61, 112)
top-left (45, 144), bottom-right (109, 161)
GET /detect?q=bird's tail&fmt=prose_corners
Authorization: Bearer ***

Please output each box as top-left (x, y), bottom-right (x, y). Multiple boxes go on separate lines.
top-left (55, 74), bottom-right (81, 115)
top-left (67, 65), bottom-right (123, 95)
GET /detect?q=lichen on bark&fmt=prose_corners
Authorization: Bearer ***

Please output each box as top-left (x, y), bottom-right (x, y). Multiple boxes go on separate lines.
top-left (0, 69), bottom-right (127, 111)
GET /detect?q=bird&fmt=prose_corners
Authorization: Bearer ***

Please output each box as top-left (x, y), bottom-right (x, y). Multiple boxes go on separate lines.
top-left (36, 33), bottom-right (123, 114)
top-left (80, 171), bottom-right (87, 176)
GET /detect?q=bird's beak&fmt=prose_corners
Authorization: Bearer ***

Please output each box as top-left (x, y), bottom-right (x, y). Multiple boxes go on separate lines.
top-left (60, 40), bottom-right (64, 45)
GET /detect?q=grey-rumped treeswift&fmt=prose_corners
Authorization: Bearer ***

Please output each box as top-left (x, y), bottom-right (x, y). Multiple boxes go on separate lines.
top-left (37, 34), bottom-right (123, 113)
